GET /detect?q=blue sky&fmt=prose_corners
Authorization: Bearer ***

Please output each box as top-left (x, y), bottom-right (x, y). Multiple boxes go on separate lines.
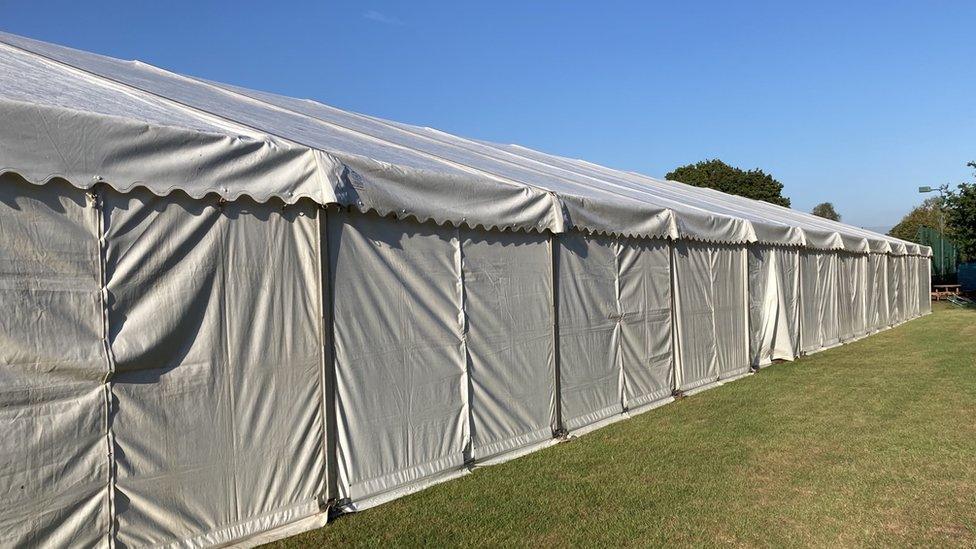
top-left (3, 1), bottom-right (974, 231)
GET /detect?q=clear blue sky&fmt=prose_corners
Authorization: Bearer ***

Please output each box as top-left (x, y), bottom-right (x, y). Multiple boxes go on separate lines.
top-left (3, 0), bottom-right (974, 231)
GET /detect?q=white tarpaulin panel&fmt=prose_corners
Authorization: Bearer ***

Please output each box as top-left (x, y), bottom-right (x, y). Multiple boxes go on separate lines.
top-left (822, 252), bottom-right (839, 346)
top-left (748, 246), bottom-right (799, 367)
top-left (906, 256), bottom-right (921, 319)
top-left (800, 251), bottom-right (839, 352)
top-left (900, 256), bottom-right (912, 322)
top-left (556, 232), bottom-right (622, 431)
top-left (329, 210), bottom-right (466, 504)
top-left (673, 242), bottom-right (749, 391)
top-left (899, 256), bottom-right (911, 322)
top-left (617, 238), bottom-right (674, 409)
top-left (0, 175), bottom-right (109, 547)
top-left (461, 230), bottom-right (555, 460)
top-left (103, 188), bottom-right (324, 547)
top-left (904, 256), bottom-right (913, 320)
top-left (836, 255), bottom-right (854, 342)
top-left (556, 233), bottom-right (674, 427)
top-left (866, 253), bottom-right (889, 332)
top-left (887, 255), bottom-right (903, 325)
top-left (854, 254), bottom-right (868, 336)
top-left (836, 253), bottom-right (867, 342)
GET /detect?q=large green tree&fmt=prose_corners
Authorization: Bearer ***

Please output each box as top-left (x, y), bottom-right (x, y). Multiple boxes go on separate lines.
top-left (666, 159), bottom-right (791, 207)
top-left (888, 196), bottom-right (944, 243)
top-left (811, 202), bottom-right (841, 221)
top-left (943, 161), bottom-right (976, 261)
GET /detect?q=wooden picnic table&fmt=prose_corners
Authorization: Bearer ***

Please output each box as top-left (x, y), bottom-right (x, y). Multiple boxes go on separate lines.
top-left (932, 284), bottom-right (962, 300)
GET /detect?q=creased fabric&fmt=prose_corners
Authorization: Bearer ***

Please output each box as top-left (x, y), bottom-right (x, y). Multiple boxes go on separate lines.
top-left (673, 242), bottom-right (749, 390)
top-left (102, 188), bottom-right (324, 547)
top-left (748, 246), bottom-right (800, 367)
top-left (835, 253), bottom-right (867, 342)
top-left (853, 254), bottom-right (868, 336)
top-left (329, 210), bottom-right (466, 503)
top-left (556, 232), bottom-right (675, 429)
top-left (906, 256), bottom-right (921, 319)
top-left (617, 238), bottom-right (673, 409)
top-left (799, 251), bottom-right (840, 352)
top-left (866, 253), bottom-right (890, 331)
top-left (0, 174), bottom-right (108, 548)
top-left (887, 255), bottom-right (903, 325)
top-left (461, 229), bottom-right (555, 460)
top-left (556, 232), bottom-right (622, 430)
top-left (0, 98), bottom-right (337, 207)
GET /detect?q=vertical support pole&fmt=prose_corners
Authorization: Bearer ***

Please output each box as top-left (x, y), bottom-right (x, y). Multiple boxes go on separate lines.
top-left (797, 249), bottom-right (804, 354)
top-left (668, 238), bottom-right (682, 395)
top-left (613, 237), bottom-right (626, 411)
top-left (742, 245), bottom-right (750, 368)
top-left (745, 244), bottom-right (754, 368)
top-left (744, 244), bottom-right (755, 370)
top-left (883, 253), bottom-right (890, 327)
top-left (791, 248), bottom-right (800, 357)
top-left (91, 185), bottom-right (118, 547)
top-left (708, 245), bottom-right (720, 382)
top-left (550, 233), bottom-right (565, 437)
top-left (317, 207), bottom-right (340, 511)
top-left (456, 226), bottom-right (474, 464)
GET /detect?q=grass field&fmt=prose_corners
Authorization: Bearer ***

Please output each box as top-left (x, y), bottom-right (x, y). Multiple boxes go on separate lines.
top-left (271, 303), bottom-right (976, 547)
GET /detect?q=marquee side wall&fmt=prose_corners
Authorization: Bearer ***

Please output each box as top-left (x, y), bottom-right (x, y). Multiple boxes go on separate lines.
top-left (0, 175), bottom-right (934, 547)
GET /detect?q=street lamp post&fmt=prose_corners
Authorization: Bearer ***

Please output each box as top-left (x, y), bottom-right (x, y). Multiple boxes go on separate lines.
top-left (918, 186), bottom-right (946, 282)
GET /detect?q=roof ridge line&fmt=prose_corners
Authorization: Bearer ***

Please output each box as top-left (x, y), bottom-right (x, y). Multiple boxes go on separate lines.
top-left (0, 34), bottom-right (546, 201)
top-left (198, 79), bottom-right (690, 218)
top-left (172, 70), bottom-right (569, 198)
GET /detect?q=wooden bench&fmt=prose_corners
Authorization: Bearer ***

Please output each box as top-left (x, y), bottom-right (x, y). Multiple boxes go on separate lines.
top-left (933, 284), bottom-right (962, 301)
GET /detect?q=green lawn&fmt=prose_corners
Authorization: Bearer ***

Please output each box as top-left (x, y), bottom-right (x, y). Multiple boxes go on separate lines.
top-left (271, 303), bottom-right (976, 547)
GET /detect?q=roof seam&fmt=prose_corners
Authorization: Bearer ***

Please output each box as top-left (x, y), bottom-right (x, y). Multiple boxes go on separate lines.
top-left (288, 97), bottom-right (730, 223)
top-left (477, 138), bottom-right (795, 234)
top-left (164, 68), bottom-right (569, 199)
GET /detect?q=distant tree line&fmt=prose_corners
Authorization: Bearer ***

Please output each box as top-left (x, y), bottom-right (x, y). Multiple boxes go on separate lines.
top-left (666, 158), bottom-right (843, 221)
top-left (666, 158), bottom-right (976, 259)
top-left (811, 202), bottom-right (840, 222)
top-left (666, 159), bottom-right (791, 207)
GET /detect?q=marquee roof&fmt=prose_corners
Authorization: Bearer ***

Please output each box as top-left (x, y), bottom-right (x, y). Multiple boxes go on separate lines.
top-left (0, 31), bottom-right (929, 255)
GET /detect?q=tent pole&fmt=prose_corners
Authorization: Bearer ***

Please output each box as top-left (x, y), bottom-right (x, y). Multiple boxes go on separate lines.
top-left (550, 233), bottom-right (565, 438)
top-left (92, 185), bottom-right (119, 548)
top-left (668, 238), bottom-right (681, 395)
top-left (317, 207), bottom-right (340, 512)
top-left (456, 228), bottom-right (474, 464)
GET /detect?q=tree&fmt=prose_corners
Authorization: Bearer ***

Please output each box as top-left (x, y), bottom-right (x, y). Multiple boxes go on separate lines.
top-left (888, 197), bottom-right (944, 243)
top-left (666, 159), bottom-right (791, 207)
top-left (811, 202), bottom-right (840, 221)
top-left (943, 162), bottom-right (976, 261)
